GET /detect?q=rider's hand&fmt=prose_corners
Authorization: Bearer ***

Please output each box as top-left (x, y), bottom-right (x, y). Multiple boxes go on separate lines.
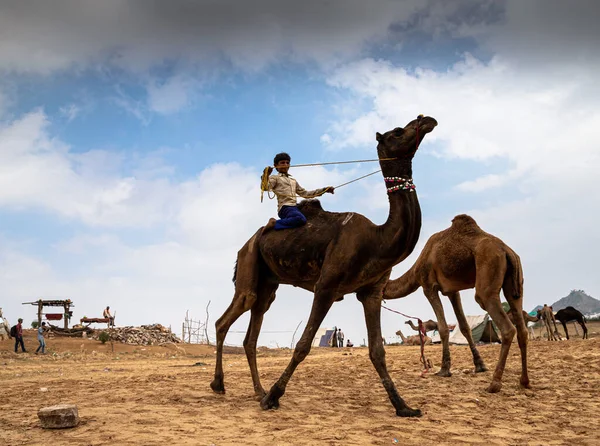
top-left (326, 187), bottom-right (335, 194)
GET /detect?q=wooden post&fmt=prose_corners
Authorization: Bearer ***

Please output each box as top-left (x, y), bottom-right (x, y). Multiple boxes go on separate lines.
top-left (38, 300), bottom-right (42, 327)
top-left (182, 323), bottom-right (185, 343)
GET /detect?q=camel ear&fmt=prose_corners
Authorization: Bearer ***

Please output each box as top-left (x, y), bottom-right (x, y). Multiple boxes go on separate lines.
top-left (376, 132), bottom-right (383, 142)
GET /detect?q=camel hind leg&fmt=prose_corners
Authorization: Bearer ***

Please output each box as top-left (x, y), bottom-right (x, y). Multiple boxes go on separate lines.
top-left (474, 247), bottom-right (516, 393)
top-left (447, 291), bottom-right (488, 373)
top-left (211, 229), bottom-right (263, 394)
top-left (423, 286), bottom-right (452, 377)
top-left (244, 280), bottom-right (278, 400)
top-left (503, 291), bottom-right (530, 389)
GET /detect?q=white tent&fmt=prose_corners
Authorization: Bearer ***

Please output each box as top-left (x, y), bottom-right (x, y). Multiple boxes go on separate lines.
top-left (430, 314), bottom-right (501, 345)
top-left (449, 314), bottom-right (500, 344)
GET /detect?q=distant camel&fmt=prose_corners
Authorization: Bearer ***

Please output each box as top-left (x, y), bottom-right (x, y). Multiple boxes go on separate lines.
top-left (508, 310), bottom-right (539, 340)
top-left (554, 306), bottom-right (588, 340)
top-left (396, 329), bottom-right (432, 346)
top-left (384, 214), bottom-right (529, 394)
top-left (405, 319), bottom-right (438, 333)
top-left (537, 305), bottom-right (562, 341)
top-left (0, 308), bottom-right (10, 341)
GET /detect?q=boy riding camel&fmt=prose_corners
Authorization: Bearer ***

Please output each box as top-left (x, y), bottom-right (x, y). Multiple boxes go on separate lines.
top-left (264, 152), bottom-right (334, 232)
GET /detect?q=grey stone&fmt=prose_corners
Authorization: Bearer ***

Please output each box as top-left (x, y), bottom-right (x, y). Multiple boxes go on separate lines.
top-left (38, 404), bottom-right (79, 429)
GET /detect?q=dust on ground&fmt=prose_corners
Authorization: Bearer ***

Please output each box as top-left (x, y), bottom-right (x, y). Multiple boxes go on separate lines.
top-left (1, 322), bottom-right (599, 446)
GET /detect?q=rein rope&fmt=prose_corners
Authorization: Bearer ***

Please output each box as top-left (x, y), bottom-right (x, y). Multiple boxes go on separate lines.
top-left (381, 304), bottom-right (431, 376)
top-left (260, 114), bottom-right (424, 202)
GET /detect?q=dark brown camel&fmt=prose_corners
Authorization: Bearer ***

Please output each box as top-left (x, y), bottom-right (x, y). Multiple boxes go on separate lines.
top-left (383, 214), bottom-right (530, 393)
top-left (555, 306), bottom-right (588, 340)
top-left (405, 319), bottom-right (438, 333)
top-left (211, 115), bottom-right (438, 418)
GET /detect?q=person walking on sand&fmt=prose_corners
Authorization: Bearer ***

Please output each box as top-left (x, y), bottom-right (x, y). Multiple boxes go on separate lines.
top-left (36, 322), bottom-right (47, 354)
top-left (14, 318), bottom-right (26, 353)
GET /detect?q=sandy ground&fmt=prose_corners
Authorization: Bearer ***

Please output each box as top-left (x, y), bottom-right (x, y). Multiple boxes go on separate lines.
top-left (1, 323), bottom-right (599, 446)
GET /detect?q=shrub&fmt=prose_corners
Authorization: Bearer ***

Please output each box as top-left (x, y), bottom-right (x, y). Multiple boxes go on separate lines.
top-left (31, 321), bottom-right (39, 329)
top-left (98, 331), bottom-right (110, 344)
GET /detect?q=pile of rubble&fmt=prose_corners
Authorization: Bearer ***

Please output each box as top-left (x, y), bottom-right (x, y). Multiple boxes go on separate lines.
top-left (91, 324), bottom-right (182, 345)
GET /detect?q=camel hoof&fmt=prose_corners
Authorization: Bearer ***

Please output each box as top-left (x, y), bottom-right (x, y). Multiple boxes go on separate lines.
top-left (475, 364), bottom-right (488, 373)
top-left (396, 407), bottom-right (422, 418)
top-left (254, 390), bottom-right (267, 402)
top-left (486, 381), bottom-right (502, 393)
top-left (210, 379), bottom-right (225, 394)
top-left (520, 379), bottom-right (531, 389)
top-left (260, 395), bottom-right (280, 410)
top-left (435, 369), bottom-right (452, 378)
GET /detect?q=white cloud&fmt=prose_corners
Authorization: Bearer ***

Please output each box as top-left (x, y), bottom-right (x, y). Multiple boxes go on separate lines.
top-left (147, 75), bottom-right (199, 114)
top-left (0, 106), bottom-right (397, 347)
top-left (324, 54), bottom-right (600, 187)
top-left (59, 104), bottom-right (81, 122)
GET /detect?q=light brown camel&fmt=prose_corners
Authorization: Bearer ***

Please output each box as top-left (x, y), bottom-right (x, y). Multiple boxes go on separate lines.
top-left (508, 310), bottom-right (539, 340)
top-left (396, 329), bottom-right (432, 346)
top-left (383, 214), bottom-right (529, 394)
top-left (405, 319), bottom-right (438, 333)
top-left (537, 305), bottom-right (562, 341)
top-left (211, 115), bottom-right (438, 418)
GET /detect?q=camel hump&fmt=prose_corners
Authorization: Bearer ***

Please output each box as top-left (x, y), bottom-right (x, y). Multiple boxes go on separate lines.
top-left (450, 214), bottom-right (483, 232)
top-left (297, 199), bottom-right (325, 218)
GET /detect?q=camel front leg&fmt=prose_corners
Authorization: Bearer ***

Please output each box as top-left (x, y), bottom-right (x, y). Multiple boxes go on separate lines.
top-left (211, 290), bottom-right (257, 394)
top-left (581, 320), bottom-right (589, 339)
top-left (423, 287), bottom-right (452, 377)
top-left (447, 291), bottom-right (487, 373)
top-left (561, 321), bottom-right (570, 340)
top-left (260, 289), bottom-right (336, 411)
top-left (244, 281), bottom-right (278, 400)
top-left (360, 292), bottom-right (421, 417)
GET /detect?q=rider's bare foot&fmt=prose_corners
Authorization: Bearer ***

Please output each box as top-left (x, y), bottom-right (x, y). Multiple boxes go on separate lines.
top-left (263, 218), bottom-right (277, 233)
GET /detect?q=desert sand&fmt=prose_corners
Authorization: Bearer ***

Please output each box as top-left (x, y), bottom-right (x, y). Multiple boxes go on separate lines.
top-left (1, 323), bottom-right (599, 446)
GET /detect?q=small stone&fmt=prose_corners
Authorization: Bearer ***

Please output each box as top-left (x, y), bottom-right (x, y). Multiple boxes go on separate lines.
top-left (38, 404), bottom-right (79, 429)
top-left (40, 387), bottom-right (48, 392)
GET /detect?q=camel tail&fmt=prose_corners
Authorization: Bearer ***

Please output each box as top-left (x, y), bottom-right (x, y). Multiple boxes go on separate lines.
top-left (232, 260), bottom-right (238, 285)
top-left (232, 227), bottom-right (264, 292)
top-left (504, 250), bottom-right (523, 300)
top-left (384, 264), bottom-right (420, 299)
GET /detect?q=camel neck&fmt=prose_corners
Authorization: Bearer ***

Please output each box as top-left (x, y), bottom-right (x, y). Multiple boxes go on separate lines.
top-left (378, 179), bottom-right (422, 262)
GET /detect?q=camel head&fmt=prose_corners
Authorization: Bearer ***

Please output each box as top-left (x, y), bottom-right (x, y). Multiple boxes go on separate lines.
top-left (376, 115), bottom-right (438, 164)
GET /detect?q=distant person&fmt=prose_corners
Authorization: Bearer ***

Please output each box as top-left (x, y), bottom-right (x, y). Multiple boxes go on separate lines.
top-left (337, 328), bottom-right (344, 348)
top-left (330, 327), bottom-right (338, 348)
top-left (103, 306), bottom-right (114, 326)
top-left (14, 318), bottom-right (26, 353)
top-left (36, 322), bottom-right (47, 354)
top-left (346, 339), bottom-right (353, 348)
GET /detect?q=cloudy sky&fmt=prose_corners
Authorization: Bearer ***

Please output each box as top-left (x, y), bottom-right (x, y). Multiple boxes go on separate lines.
top-left (1, 0), bottom-right (599, 348)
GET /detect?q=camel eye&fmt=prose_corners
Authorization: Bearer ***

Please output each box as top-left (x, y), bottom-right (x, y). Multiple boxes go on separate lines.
top-left (393, 127), bottom-right (404, 137)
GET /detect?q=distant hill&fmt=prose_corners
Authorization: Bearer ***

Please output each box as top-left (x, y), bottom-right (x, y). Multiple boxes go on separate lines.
top-left (551, 290), bottom-right (600, 315)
